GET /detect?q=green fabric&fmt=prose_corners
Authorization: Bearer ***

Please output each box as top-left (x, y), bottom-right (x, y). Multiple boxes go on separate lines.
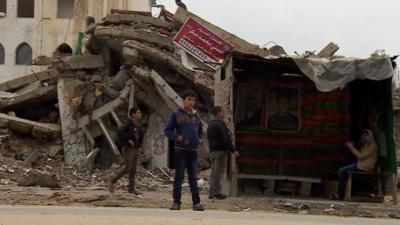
top-left (379, 78), bottom-right (397, 174)
top-left (316, 103), bottom-right (348, 110)
top-left (74, 32), bottom-right (84, 56)
top-left (377, 131), bottom-right (388, 157)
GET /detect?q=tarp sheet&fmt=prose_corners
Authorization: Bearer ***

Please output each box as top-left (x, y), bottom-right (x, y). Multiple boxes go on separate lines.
top-left (292, 57), bottom-right (394, 92)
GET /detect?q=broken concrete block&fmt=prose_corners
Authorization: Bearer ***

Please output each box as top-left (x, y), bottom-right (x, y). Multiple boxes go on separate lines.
top-left (15, 81), bottom-right (42, 95)
top-left (63, 55), bottom-right (105, 70)
top-left (0, 86), bottom-right (57, 110)
top-left (0, 113), bottom-right (61, 140)
top-left (47, 145), bottom-right (63, 158)
top-left (23, 148), bottom-right (41, 168)
top-left (317, 42), bottom-right (339, 58)
top-left (85, 23), bottom-right (97, 34)
top-left (18, 174), bottom-right (61, 189)
top-left (0, 70), bottom-right (59, 92)
top-left (0, 91), bottom-right (18, 98)
top-left (103, 14), bottom-right (172, 29)
top-left (94, 26), bottom-right (174, 51)
top-left (32, 55), bottom-right (52, 65)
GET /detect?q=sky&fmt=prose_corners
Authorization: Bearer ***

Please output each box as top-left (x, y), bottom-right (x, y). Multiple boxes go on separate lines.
top-left (155, 0), bottom-right (399, 58)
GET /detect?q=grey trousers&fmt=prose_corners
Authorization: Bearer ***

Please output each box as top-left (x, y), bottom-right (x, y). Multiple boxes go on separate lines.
top-left (209, 151), bottom-right (228, 196)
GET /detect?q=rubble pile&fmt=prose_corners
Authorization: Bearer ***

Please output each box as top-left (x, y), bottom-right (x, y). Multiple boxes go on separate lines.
top-left (0, 9), bottom-right (219, 188)
top-left (0, 133), bottom-right (176, 191)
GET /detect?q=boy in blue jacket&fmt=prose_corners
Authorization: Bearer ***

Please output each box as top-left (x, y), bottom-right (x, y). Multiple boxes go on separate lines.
top-left (164, 90), bottom-right (204, 211)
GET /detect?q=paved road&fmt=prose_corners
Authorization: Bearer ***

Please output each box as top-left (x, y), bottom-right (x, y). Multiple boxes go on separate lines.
top-left (0, 205), bottom-right (398, 225)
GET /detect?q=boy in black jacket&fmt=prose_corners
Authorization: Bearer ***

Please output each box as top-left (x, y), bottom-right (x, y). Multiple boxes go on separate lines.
top-left (207, 106), bottom-right (239, 199)
top-left (109, 107), bottom-right (143, 195)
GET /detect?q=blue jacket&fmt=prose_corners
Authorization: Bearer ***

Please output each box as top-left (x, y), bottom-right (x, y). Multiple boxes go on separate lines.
top-left (164, 108), bottom-right (202, 151)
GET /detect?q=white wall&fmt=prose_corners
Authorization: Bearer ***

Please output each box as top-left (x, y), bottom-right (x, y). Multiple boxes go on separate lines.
top-left (0, 0), bottom-right (151, 83)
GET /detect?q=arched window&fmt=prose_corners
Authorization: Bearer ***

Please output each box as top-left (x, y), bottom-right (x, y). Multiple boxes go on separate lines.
top-left (0, 0), bottom-right (6, 14)
top-left (55, 43), bottom-right (73, 56)
top-left (0, 44), bottom-right (4, 64)
top-left (16, 43), bottom-right (32, 65)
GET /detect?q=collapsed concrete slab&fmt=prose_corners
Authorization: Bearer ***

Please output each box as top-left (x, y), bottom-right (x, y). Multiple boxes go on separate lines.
top-left (95, 26), bottom-right (174, 51)
top-left (0, 70), bottom-right (59, 92)
top-left (0, 113), bottom-right (60, 141)
top-left (103, 13), bottom-right (172, 29)
top-left (0, 86), bottom-right (57, 110)
top-left (63, 55), bottom-right (105, 70)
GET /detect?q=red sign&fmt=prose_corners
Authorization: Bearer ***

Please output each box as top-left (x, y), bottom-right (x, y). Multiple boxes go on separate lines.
top-left (173, 18), bottom-right (233, 69)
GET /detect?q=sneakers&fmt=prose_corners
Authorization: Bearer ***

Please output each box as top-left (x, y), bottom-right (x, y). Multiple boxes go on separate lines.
top-left (169, 202), bottom-right (205, 211)
top-left (128, 188), bottom-right (143, 195)
top-left (209, 194), bottom-right (227, 200)
top-left (169, 202), bottom-right (181, 210)
top-left (193, 203), bottom-right (205, 211)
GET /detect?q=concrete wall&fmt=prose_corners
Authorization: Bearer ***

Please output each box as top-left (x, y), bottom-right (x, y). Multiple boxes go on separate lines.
top-left (0, 0), bottom-right (151, 83)
top-left (144, 113), bottom-right (169, 169)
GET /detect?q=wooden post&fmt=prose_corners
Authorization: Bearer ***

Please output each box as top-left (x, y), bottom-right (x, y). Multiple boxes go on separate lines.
top-left (393, 174), bottom-right (398, 205)
top-left (96, 118), bottom-right (123, 163)
top-left (230, 153), bottom-right (238, 197)
top-left (111, 109), bottom-right (123, 128)
top-left (344, 174), bottom-right (353, 201)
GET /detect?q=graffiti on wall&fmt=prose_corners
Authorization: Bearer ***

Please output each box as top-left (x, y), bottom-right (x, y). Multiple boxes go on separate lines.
top-left (152, 134), bottom-right (166, 155)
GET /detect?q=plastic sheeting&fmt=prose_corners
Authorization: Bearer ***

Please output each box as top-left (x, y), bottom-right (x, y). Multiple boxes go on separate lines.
top-left (292, 57), bottom-right (394, 92)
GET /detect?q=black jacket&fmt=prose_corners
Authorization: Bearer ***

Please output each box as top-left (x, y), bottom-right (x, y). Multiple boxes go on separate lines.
top-left (207, 119), bottom-right (234, 152)
top-left (117, 118), bottom-right (142, 149)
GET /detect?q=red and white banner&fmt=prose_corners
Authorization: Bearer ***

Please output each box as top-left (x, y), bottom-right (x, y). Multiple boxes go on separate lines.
top-left (173, 18), bottom-right (233, 70)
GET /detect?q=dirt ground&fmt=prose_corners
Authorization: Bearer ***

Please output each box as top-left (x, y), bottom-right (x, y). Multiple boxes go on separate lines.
top-left (0, 182), bottom-right (399, 220)
top-left (0, 132), bottom-right (400, 220)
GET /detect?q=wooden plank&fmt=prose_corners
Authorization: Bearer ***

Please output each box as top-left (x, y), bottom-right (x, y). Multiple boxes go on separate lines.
top-left (0, 69), bottom-right (59, 91)
top-left (78, 83), bottom-right (131, 128)
top-left (344, 174), bottom-right (352, 201)
top-left (231, 153), bottom-right (238, 197)
top-left (237, 174), bottom-right (322, 183)
top-left (96, 118), bottom-right (123, 163)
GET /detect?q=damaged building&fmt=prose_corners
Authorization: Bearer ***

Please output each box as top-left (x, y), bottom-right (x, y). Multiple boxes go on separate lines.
top-left (0, 3), bottom-right (398, 205)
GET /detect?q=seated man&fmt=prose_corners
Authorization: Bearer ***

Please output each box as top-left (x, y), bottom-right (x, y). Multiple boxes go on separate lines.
top-left (332, 129), bottom-right (378, 200)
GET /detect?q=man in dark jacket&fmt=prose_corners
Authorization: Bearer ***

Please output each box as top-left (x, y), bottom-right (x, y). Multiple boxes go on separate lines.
top-left (164, 90), bottom-right (204, 211)
top-left (109, 107), bottom-right (143, 195)
top-left (207, 106), bottom-right (239, 199)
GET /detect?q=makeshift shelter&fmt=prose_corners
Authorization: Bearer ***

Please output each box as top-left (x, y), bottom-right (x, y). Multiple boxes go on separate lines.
top-left (215, 51), bottom-right (398, 202)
